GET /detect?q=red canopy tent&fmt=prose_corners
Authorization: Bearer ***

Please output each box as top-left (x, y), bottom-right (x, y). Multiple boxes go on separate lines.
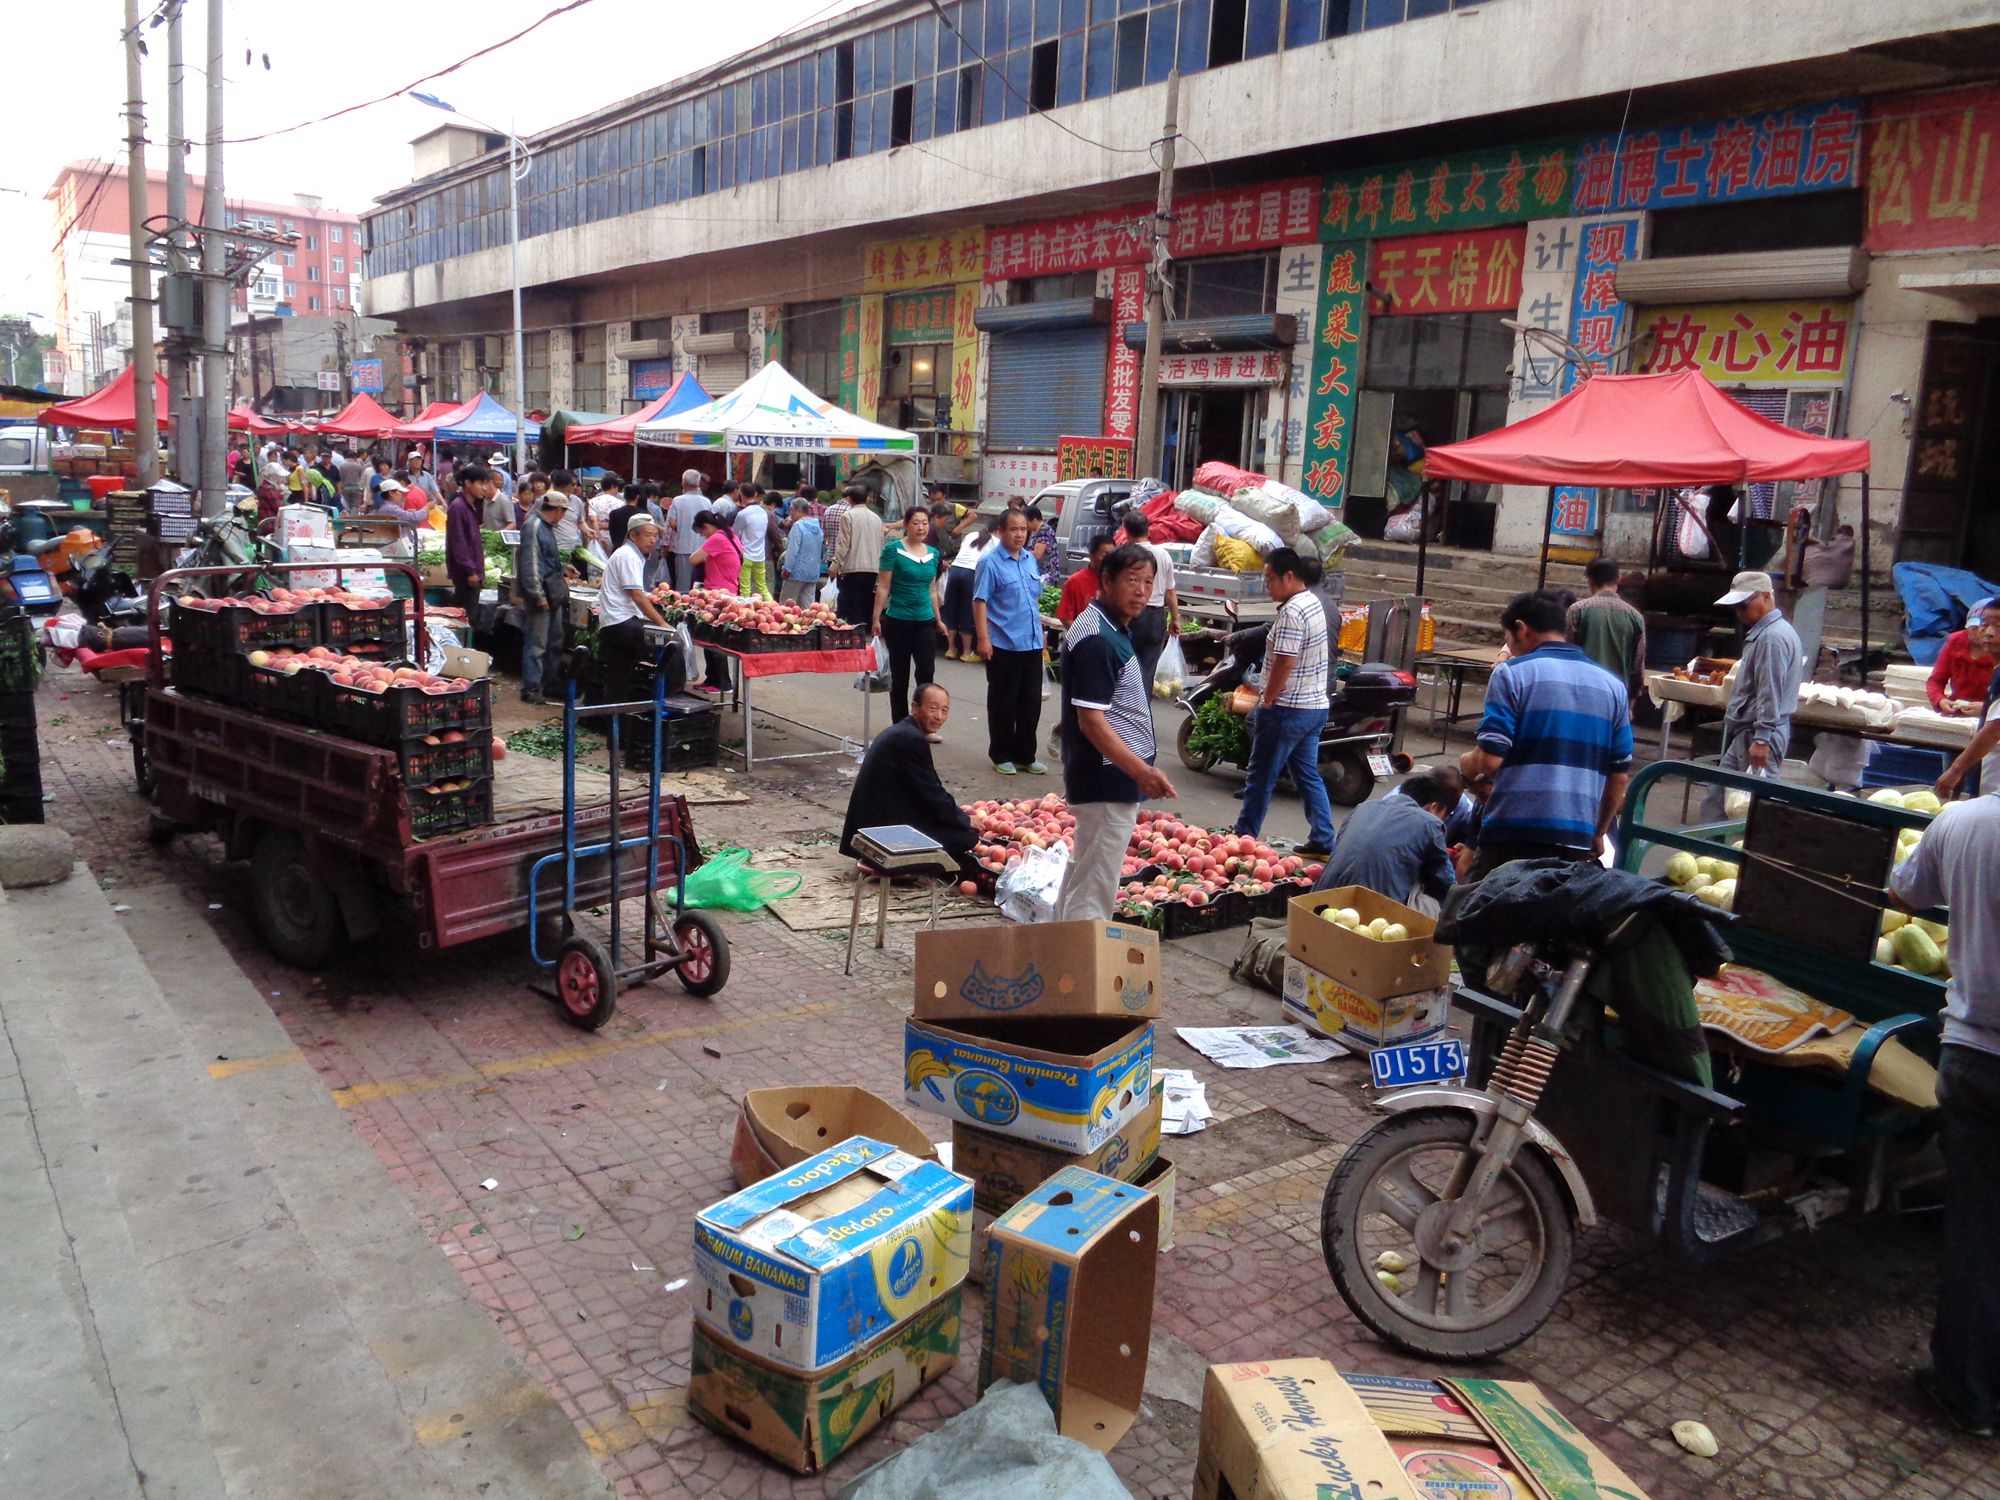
top-left (310, 392), bottom-right (402, 440)
top-left (37, 366), bottom-right (173, 429)
top-left (227, 404), bottom-right (291, 435)
top-left (1422, 368), bottom-right (1877, 652)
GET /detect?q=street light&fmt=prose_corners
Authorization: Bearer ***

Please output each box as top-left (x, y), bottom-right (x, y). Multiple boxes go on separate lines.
top-left (409, 91), bottom-right (530, 477)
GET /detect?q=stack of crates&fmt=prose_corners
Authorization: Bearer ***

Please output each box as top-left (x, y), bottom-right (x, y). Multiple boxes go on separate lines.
top-left (0, 610), bottom-right (40, 824)
top-left (325, 676), bottom-right (495, 839)
top-left (618, 695), bottom-right (723, 772)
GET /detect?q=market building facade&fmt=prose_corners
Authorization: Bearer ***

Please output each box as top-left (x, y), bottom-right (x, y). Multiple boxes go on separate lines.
top-left (361, 0), bottom-right (2000, 567)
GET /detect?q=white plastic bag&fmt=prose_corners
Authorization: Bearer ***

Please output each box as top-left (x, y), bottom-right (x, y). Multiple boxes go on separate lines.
top-left (674, 620), bottom-right (699, 684)
top-left (1190, 525), bottom-right (1218, 567)
top-left (1261, 479), bottom-right (1333, 534)
top-left (1153, 634), bottom-right (1188, 700)
top-left (996, 842), bottom-right (1070, 924)
top-left (819, 577), bottom-right (840, 608)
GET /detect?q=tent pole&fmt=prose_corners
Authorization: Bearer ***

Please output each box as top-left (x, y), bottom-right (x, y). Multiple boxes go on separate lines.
top-left (1415, 507), bottom-right (1428, 596)
top-left (1859, 470), bottom-right (1871, 680)
top-left (1537, 486), bottom-right (1555, 591)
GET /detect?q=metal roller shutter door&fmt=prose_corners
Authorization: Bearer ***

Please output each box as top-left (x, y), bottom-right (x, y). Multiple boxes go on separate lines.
top-left (986, 326), bottom-right (1108, 450)
top-left (698, 352), bottom-right (750, 393)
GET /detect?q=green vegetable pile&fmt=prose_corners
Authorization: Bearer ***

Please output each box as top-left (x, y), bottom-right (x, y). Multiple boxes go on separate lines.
top-left (481, 529), bottom-right (513, 569)
top-left (415, 544), bottom-right (446, 568)
top-left (1039, 582), bottom-right (1062, 617)
top-left (504, 723), bottom-right (569, 761)
top-left (1184, 693), bottom-right (1250, 764)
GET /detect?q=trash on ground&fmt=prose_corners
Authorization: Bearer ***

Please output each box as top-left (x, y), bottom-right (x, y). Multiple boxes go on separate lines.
top-left (1672, 1419), bottom-right (1720, 1458)
top-left (1175, 1024), bottom-right (1347, 1069)
top-left (1156, 1068), bottom-right (1211, 1135)
top-left (662, 1276), bottom-right (686, 1292)
top-left (480, 1178), bottom-right (499, 1191)
top-left (835, 1379), bottom-right (1131, 1500)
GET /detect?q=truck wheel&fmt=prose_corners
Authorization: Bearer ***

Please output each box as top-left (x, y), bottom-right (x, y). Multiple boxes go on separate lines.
top-left (555, 937), bottom-right (618, 1029)
top-left (249, 828), bottom-right (347, 967)
top-left (1175, 717), bottom-right (1218, 773)
top-left (672, 910), bottom-right (731, 998)
top-left (1324, 748), bottom-right (1375, 806)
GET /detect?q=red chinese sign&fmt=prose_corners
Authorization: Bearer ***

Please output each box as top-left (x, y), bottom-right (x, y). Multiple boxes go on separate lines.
top-left (1864, 84), bottom-right (2000, 251)
top-left (1105, 267), bottom-right (1143, 440)
top-left (1369, 228), bottom-right (1527, 316)
top-left (1156, 351), bottom-right (1286, 385)
top-left (983, 179), bottom-right (1319, 282)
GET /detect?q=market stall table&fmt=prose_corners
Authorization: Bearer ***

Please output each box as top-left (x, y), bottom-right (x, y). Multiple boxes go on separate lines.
top-left (1414, 644), bottom-right (1505, 751)
top-left (702, 641), bottom-right (879, 772)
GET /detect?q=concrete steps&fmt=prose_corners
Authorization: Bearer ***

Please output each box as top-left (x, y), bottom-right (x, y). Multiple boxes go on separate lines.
top-left (0, 871), bottom-right (611, 1500)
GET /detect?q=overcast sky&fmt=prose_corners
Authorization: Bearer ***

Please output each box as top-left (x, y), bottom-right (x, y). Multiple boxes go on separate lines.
top-left (0, 0), bottom-right (873, 331)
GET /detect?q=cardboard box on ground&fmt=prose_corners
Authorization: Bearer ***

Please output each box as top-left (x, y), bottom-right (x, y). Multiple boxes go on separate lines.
top-left (913, 919), bottom-right (1162, 1023)
top-left (1193, 1359), bottom-right (1653, 1500)
top-left (729, 1085), bottom-right (939, 1190)
top-left (1284, 887), bottom-right (1452, 1050)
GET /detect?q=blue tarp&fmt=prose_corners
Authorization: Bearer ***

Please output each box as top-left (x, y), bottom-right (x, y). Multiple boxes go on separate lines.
top-left (431, 391), bottom-right (540, 443)
top-left (1893, 561), bottom-right (2000, 665)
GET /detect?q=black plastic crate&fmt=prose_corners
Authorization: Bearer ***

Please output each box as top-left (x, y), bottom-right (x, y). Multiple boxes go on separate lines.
top-left (618, 706), bottom-right (722, 771)
top-left (1159, 894), bottom-right (1234, 940)
top-left (815, 623), bottom-right (867, 653)
top-left (168, 598), bottom-right (319, 656)
top-left (235, 658), bottom-right (326, 724)
top-left (404, 775), bottom-right (493, 840)
top-left (398, 732), bottom-right (495, 787)
top-left (714, 627), bottom-right (811, 656)
top-left (320, 597), bottom-right (407, 656)
top-left (323, 672), bottom-right (492, 746)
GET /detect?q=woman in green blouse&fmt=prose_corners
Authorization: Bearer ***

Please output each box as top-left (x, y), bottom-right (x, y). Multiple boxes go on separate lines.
top-left (872, 507), bottom-right (946, 723)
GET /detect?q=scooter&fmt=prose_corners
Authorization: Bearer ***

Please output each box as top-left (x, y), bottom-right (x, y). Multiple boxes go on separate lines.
top-left (1173, 604), bottom-right (1416, 805)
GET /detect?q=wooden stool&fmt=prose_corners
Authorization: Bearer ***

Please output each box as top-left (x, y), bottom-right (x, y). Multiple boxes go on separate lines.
top-left (844, 860), bottom-right (948, 976)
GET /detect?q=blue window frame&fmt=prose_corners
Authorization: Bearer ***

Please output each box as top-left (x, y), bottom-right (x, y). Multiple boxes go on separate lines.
top-left (1057, 33), bottom-right (1084, 104)
top-left (1407, 0), bottom-right (1449, 15)
top-left (1145, 2), bottom-right (1177, 79)
top-left (1115, 12), bottom-right (1147, 87)
top-left (1178, 0), bottom-right (1211, 71)
top-left (985, 0), bottom-right (1007, 53)
top-left (913, 77), bottom-right (936, 140)
top-left (1085, 23), bottom-right (1115, 95)
top-left (1004, 48), bottom-right (1031, 117)
top-left (1246, 0), bottom-right (1282, 55)
top-left (982, 60), bottom-right (1007, 122)
top-left (1364, 0), bottom-right (1403, 25)
top-left (1034, 0), bottom-right (1060, 41)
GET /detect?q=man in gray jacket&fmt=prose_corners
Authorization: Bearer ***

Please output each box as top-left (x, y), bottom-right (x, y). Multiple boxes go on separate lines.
top-left (516, 491), bottom-right (572, 704)
top-left (1716, 570), bottom-right (1804, 777)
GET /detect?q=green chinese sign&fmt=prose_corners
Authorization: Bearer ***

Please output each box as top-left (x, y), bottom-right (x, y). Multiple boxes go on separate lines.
top-left (837, 297), bottom-right (862, 411)
top-left (1302, 241), bottom-right (1366, 504)
top-left (885, 288), bottom-right (957, 346)
top-left (1322, 141), bottom-right (1577, 240)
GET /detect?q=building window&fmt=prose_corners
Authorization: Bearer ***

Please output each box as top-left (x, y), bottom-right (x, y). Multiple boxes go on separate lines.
top-left (1169, 252), bottom-right (1278, 318)
top-left (284, 282), bottom-right (297, 299)
top-left (331, 225), bottom-right (343, 243)
top-left (524, 330), bottom-right (552, 410)
top-left (307, 266), bottom-right (320, 282)
top-left (282, 217), bottom-right (296, 233)
top-left (334, 288), bottom-right (347, 306)
top-left (281, 250), bottom-right (294, 267)
top-left (1017, 272), bottom-right (1098, 304)
top-left (573, 325), bottom-right (608, 410)
top-left (782, 300), bottom-right (843, 397)
top-left (306, 234), bottom-right (318, 250)
top-left (309, 295), bottom-right (322, 311)
top-left (332, 257), bottom-right (343, 273)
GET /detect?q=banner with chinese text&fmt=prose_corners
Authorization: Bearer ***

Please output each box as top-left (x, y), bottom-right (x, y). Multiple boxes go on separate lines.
top-left (1268, 244), bottom-right (1322, 490)
top-left (1511, 219), bottom-right (1587, 408)
top-left (886, 288), bottom-right (958, 345)
top-left (948, 287), bottom-right (981, 458)
top-left (1057, 435), bottom-right (1134, 481)
top-left (1552, 216), bottom-right (1641, 538)
top-left (836, 299), bottom-right (861, 412)
top-left (1105, 267), bottom-right (1143, 440)
top-left (1323, 142), bottom-right (1576, 240)
top-left (1370, 228), bottom-right (1526, 316)
top-left (983, 179), bottom-right (1318, 282)
top-left (1156, 351), bottom-right (1286, 385)
top-left (980, 451), bottom-right (1059, 508)
top-left (1302, 241), bottom-right (1367, 504)
top-left (1572, 100), bottom-right (1861, 213)
top-left (1864, 84), bottom-right (2000, 251)
top-left (865, 230), bottom-right (986, 292)
top-left (1637, 300), bottom-right (1856, 385)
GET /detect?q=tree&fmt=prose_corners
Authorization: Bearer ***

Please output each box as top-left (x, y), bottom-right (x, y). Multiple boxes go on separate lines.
top-left (0, 317), bottom-right (56, 389)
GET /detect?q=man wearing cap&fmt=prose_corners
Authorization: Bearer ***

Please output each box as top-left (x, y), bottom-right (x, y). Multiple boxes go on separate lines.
top-left (1717, 569), bottom-right (1804, 781)
top-left (597, 516), bottom-right (673, 720)
top-left (405, 449), bottom-right (442, 508)
top-left (516, 488), bottom-right (573, 704)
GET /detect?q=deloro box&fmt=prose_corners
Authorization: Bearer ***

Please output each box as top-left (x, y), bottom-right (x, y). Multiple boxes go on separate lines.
top-left (967, 1151), bottom-right (1176, 1283)
top-left (692, 1135), bottom-right (972, 1373)
top-left (1282, 956), bottom-right (1449, 1052)
top-left (1289, 887), bottom-right (1451, 1001)
top-left (689, 1286), bottom-right (962, 1474)
top-left (729, 1086), bottom-right (938, 1190)
top-left (905, 1015), bottom-right (1154, 1153)
top-left (915, 919), bottom-right (1161, 1022)
top-left (979, 1165), bottom-right (1159, 1453)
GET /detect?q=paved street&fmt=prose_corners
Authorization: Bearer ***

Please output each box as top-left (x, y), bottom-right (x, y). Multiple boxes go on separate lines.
top-left (8, 660), bottom-right (1997, 1499)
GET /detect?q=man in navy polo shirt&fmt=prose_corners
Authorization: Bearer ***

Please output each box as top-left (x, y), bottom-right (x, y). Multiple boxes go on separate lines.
top-left (1460, 589), bottom-right (1634, 880)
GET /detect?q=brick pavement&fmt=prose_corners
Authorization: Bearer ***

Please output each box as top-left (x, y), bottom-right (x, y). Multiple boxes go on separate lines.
top-left (25, 663), bottom-right (2000, 1499)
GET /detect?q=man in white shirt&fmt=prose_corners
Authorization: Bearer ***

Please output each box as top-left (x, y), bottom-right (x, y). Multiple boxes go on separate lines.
top-left (597, 516), bottom-right (673, 713)
top-left (1119, 511), bottom-right (1180, 686)
top-left (733, 482), bottom-right (774, 599)
top-left (665, 469), bottom-right (710, 590)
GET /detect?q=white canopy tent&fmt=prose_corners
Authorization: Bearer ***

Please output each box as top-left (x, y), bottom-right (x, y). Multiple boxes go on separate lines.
top-left (633, 361), bottom-right (917, 455)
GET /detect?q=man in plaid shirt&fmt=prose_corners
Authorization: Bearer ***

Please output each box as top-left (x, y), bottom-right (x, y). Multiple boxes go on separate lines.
top-left (1234, 548), bottom-right (1336, 857)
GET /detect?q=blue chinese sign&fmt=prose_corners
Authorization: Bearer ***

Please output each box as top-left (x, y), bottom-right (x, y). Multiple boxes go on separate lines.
top-left (630, 359), bottom-right (676, 401)
top-left (1572, 100), bottom-right (1861, 214)
top-left (348, 358), bottom-right (384, 393)
top-left (1552, 216), bottom-right (1641, 539)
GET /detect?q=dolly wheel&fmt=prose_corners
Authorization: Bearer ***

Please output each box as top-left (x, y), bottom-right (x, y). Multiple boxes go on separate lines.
top-left (672, 911), bottom-right (730, 998)
top-left (555, 936), bottom-right (617, 1030)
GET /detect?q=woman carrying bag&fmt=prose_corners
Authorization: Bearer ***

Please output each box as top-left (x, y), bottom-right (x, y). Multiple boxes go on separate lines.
top-left (872, 507), bottom-right (946, 723)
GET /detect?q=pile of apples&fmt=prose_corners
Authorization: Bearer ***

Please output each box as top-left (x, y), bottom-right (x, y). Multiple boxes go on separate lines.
top-left (648, 586), bottom-right (840, 637)
top-left (1116, 815), bottom-right (1321, 922)
top-left (177, 587), bottom-right (388, 614)
top-left (247, 646), bottom-right (474, 696)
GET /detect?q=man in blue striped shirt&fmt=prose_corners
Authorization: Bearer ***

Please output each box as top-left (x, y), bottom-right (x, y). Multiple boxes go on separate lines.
top-left (1460, 590), bottom-right (1634, 880)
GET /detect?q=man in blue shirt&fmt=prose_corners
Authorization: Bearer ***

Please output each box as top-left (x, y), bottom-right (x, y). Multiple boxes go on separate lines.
top-left (779, 499), bottom-right (825, 607)
top-left (1460, 589), bottom-right (1634, 880)
top-left (973, 509), bottom-right (1047, 775)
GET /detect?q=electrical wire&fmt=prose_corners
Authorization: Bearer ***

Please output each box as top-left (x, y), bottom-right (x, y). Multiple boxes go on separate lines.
top-left (925, 0), bottom-right (1153, 154)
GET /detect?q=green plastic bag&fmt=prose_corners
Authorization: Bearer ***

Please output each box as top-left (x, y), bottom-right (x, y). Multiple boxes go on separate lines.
top-left (680, 847), bottom-right (803, 912)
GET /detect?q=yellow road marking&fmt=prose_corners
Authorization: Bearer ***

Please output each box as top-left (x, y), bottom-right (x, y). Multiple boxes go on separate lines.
top-left (579, 1388), bottom-right (688, 1459)
top-left (410, 1379), bottom-right (553, 1446)
top-left (205, 1048), bottom-right (305, 1079)
top-left (332, 998), bottom-right (860, 1108)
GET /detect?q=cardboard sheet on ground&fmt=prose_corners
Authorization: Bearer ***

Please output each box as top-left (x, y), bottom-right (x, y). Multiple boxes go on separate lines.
top-left (1692, 964), bottom-right (1936, 1111)
top-left (1176, 1025), bottom-right (1348, 1069)
top-left (835, 1379), bottom-right (1129, 1500)
top-left (744, 842), bottom-right (990, 932)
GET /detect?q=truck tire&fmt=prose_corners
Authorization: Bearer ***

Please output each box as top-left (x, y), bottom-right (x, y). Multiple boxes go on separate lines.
top-left (249, 828), bottom-right (348, 968)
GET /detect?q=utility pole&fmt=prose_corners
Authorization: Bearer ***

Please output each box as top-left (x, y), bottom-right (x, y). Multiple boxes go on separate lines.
top-left (198, 0), bottom-right (229, 515)
top-left (123, 0), bottom-right (160, 487)
top-left (164, 0), bottom-right (196, 483)
top-left (1132, 69), bottom-right (1179, 485)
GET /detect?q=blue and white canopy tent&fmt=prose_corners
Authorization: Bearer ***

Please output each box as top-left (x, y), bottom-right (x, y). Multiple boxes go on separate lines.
top-left (634, 362), bottom-right (915, 455)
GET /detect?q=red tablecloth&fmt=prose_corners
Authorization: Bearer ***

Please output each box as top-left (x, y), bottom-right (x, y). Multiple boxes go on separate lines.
top-left (713, 645), bottom-right (875, 679)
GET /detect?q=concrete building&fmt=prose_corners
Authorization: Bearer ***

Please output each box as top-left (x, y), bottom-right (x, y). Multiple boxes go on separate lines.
top-left (229, 315), bottom-right (397, 419)
top-left (46, 164), bottom-right (366, 395)
top-left (362, 0), bottom-right (2000, 572)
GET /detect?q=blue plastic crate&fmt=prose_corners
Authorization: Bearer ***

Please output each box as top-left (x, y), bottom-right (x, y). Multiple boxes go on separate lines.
top-left (1861, 741), bottom-right (1948, 790)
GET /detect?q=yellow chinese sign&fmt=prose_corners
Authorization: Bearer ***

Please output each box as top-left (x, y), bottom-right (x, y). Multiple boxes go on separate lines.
top-left (864, 230), bottom-right (986, 293)
top-left (1638, 301), bottom-right (1856, 385)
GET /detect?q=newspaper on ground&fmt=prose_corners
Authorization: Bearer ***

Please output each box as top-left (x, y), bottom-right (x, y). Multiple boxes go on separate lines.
top-left (1157, 1068), bottom-right (1211, 1136)
top-left (1175, 1024), bottom-right (1349, 1069)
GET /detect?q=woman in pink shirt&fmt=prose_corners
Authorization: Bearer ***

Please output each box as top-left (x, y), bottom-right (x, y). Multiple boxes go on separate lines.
top-left (689, 511), bottom-right (742, 694)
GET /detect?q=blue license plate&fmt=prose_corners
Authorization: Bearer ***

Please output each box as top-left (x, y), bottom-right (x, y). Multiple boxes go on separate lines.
top-left (1370, 1037), bottom-right (1466, 1090)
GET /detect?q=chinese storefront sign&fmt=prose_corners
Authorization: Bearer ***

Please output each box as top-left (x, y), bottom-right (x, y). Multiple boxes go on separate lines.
top-left (949, 287), bottom-right (981, 458)
top-left (1156, 351), bottom-right (1286, 385)
top-left (1302, 241), bottom-right (1367, 504)
top-left (979, 451), bottom-right (1060, 508)
top-left (1324, 141), bottom-right (1575, 240)
top-left (1057, 435), bottom-right (1135, 481)
top-left (1638, 300), bottom-right (1856, 385)
top-left (1511, 218), bottom-right (1586, 407)
top-left (856, 295), bottom-right (884, 423)
top-left (348, 358), bottom-right (384, 393)
top-left (1573, 100), bottom-right (1861, 213)
top-left (1105, 267), bottom-right (1143, 440)
top-left (865, 230), bottom-right (986, 292)
top-left (1370, 228), bottom-right (1526, 315)
top-left (836, 298), bottom-right (862, 412)
top-left (1551, 215), bottom-right (1640, 538)
top-left (1900, 326), bottom-right (1986, 557)
top-left (886, 288), bottom-right (958, 345)
top-left (983, 180), bottom-right (1319, 282)
top-left (1268, 243), bottom-right (1322, 489)
top-left (1864, 84), bottom-right (2000, 251)
top-left (630, 359), bottom-right (676, 401)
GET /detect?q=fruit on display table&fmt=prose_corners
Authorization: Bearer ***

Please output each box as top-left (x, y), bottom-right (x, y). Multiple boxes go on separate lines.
top-left (647, 586), bottom-right (839, 637)
top-left (252, 646), bottom-right (473, 695)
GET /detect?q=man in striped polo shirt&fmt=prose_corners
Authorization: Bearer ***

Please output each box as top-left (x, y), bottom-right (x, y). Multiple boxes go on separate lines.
top-left (1461, 589), bottom-right (1634, 880)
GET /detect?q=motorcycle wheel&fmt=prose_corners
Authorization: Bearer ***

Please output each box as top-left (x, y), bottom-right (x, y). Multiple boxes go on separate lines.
top-left (1175, 716), bottom-right (1219, 773)
top-left (1321, 1109), bottom-right (1575, 1361)
top-left (1323, 747), bottom-right (1375, 805)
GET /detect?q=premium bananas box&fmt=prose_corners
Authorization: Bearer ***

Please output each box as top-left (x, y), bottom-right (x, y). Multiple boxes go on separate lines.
top-left (905, 1016), bottom-right (1154, 1154)
top-left (952, 1084), bottom-right (1163, 1217)
top-left (689, 1286), bottom-right (962, 1474)
top-left (1282, 956), bottom-right (1449, 1052)
top-left (979, 1165), bottom-right (1159, 1453)
top-left (692, 1135), bottom-right (972, 1373)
